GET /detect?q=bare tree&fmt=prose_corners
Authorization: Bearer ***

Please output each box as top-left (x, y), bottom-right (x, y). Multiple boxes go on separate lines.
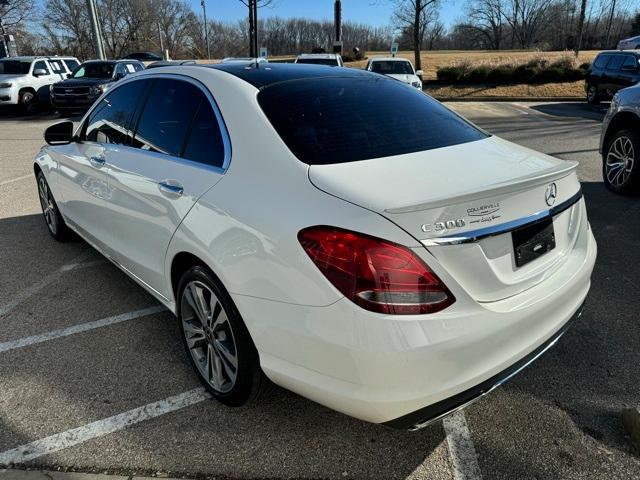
top-left (462, 0), bottom-right (505, 49)
top-left (392, 0), bottom-right (439, 71)
top-left (0, 0), bottom-right (35, 27)
top-left (502, 0), bottom-right (553, 48)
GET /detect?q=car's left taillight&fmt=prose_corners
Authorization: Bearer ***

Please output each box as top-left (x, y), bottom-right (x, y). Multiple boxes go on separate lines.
top-left (298, 226), bottom-right (455, 315)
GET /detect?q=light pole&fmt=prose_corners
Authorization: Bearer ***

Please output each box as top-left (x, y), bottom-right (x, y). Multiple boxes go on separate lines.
top-left (86, 0), bottom-right (105, 59)
top-left (201, 0), bottom-right (211, 60)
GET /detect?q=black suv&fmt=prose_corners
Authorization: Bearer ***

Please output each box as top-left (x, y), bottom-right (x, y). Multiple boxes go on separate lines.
top-left (50, 59), bottom-right (144, 114)
top-left (586, 51), bottom-right (640, 104)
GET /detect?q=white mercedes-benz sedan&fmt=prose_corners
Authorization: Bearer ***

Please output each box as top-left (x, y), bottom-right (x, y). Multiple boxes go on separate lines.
top-left (34, 63), bottom-right (597, 430)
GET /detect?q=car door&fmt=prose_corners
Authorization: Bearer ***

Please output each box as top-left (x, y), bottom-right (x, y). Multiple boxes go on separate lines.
top-left (603, 54), bottom-right (625, 93)
top-left (619, 55), bottom-right (640, 88)
top-left (31, 60), bottom-right (57, 100)
top-left (104, 76), bottom-right (230, 299)
top-left (53, 79), bottom-right (149, 253)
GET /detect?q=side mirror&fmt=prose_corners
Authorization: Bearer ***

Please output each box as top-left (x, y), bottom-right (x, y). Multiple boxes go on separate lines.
top-left (416, 69), bottom-right (424, 78)
top-left (114, 72), bottom-right (125, 80)
top-left (66, 73), bottom-right (72, 78)
top-left (44, 121), bottom-right (74, 146)
top-left (33, 69), bottom-right (47, 77)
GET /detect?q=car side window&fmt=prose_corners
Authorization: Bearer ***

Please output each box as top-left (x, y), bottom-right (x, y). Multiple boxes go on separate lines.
top-left (83, 80), bottom-right (149, 145)
top-left (606, 55), bottom-right (625, 71)
top-left (33, 60), bottom-right (50, 75)
top-left (622, 56), bottom-right (638, 69)
top-left (183, 99), bottom-right (226, 168)
top-left (114, 63), bottom-right (128, 78)
top-left (131, 63), bottom-right (144, 72)
top-left (594, 54), bottom-right (610, 69)
top-left (63, 59), bottom-right (79, 71)
top-left (49, 60), bottom-right (65, 74)
top-left (133, 79), bottom-right (206, 157)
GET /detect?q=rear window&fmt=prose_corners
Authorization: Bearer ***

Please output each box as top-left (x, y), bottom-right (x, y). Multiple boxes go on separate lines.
top-left (258, 76), bottom-right (487, 165)
top-left (296, 58), bottom-right (339, 66)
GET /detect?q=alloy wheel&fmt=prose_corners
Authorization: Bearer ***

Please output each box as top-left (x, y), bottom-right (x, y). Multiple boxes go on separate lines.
top-left (181, 280), bottom-right (238, 393)
top-left (606, 135), bottom-right (635, 188)
top-left (38, 176), bottom-right (58, 235)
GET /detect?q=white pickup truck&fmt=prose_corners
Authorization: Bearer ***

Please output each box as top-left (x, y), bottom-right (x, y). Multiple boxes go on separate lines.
top-left (0, 56), bottom-right (80, 113)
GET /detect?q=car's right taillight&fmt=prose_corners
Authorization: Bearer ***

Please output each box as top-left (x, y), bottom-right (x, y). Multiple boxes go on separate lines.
top-left (298, 226), bottom-right (455, 315)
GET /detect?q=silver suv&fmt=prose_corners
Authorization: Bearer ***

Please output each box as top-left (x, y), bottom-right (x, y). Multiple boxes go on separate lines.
top-left (600, 82), bottom-right (640, 194)
top-left (0, 56), bottom-right (80, 113)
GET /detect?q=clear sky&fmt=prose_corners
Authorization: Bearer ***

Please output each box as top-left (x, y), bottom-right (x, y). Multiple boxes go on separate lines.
top-left (200, 0), bottom-right (462, 28)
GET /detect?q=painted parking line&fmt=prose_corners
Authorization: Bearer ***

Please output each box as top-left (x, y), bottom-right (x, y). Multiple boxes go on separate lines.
top-left (0, 253), bottom-right (100, 318)
top-left (0, 388), bottom-right (210, 465)
top-left (443, 411), bottom-right (483, 480)
top-left (0, 175), bottom-right (32, 188)
top-left (0, 306), bottom-right (165, 353)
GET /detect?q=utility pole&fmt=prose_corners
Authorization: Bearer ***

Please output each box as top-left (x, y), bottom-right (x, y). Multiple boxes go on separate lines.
top-left (201, 0), bottom-right (210, 60)
top-left (248, 0), bottom-right (258, 58)
top-left (574, 0), bottom-right (587, 57)
top-left (157, 22), bottom-right (165, 60)
top-left (334, 0), bottom-right (342, 55)
top-left (86, 0), bottom-right (105, 59)
top-left (605, 0), bottom-right (617, 48)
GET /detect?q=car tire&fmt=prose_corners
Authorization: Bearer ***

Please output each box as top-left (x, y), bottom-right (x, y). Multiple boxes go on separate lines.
top-left (177, 265), bottom-right (268, 407)
top-left (603, 129), bottom-right (640, 195)
top-left (586, 84), bottom-right (600, 105)
top-left (36, 171), bottom-right (72, 241)
top-left (19, 90), bottom-right (38, 114)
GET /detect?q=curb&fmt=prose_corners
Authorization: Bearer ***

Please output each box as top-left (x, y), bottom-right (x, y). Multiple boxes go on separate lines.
top-left (0, 470), bottom-right (179, 480)
top-left (432, 96), bottom-right (584, 102)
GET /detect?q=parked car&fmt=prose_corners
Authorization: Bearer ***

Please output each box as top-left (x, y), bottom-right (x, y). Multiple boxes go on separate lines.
top-left (147, 60), bottom-right (197, 69)
top-left (220, 57), bottom-right (268, 64)
top-left (50, 59), bottom-right (144, 115)
top-left (365, 56), bottom-right (423, 89)
top-left (617, 35), bottom-right (640, 50)
top-left (599, 83), bottom-right (640, 194)
top-left (585, 50), bottom-right (640, 104)
top-left (0, 56), bottom-right (80, 113)
top-left (35, 63), bottom-right (596, 430)
top-left (122, 52), bottom-right (162, 61)
top-left (295, 53), bottom-right (343, 67)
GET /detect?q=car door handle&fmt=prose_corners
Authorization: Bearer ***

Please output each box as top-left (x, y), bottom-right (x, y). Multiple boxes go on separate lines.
top-left (158, 181), bottom-right (184, 197)
top-left (89, 156), bottom-right (106, 168)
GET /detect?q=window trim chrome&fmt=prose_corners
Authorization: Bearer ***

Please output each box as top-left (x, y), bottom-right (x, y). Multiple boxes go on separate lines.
top-left (75, 72), bottom-right (232, 174)
top-left (422, 189), bottom-right (583, 247)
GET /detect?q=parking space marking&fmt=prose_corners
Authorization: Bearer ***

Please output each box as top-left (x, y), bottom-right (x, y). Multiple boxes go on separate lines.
top-left (0, 388), bottom-right (210, 465)
top-left (0, 175), bottom-right (32, 188)
top-left (443, 411), bottom-right (482, 480)
top-left (0, 253), bottom-right (99, 318)
top-left (0, 306), bottom-right (165, 353)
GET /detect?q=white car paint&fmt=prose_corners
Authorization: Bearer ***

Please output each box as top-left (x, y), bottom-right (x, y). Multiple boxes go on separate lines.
top-left (366, 56), bottom-right (423, 89)
top-left (295, 53), bottom-right (344, 67)
top-left (35, 65), bottom-right (596, 428)
top-left (0, 56), bottom-right (78, 106)
top-left (617, 35), bottom-right (640, 50)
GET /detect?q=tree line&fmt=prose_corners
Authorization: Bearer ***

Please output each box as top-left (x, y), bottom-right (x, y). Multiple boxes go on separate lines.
top-left (1, 0), bottom-right (639, 61)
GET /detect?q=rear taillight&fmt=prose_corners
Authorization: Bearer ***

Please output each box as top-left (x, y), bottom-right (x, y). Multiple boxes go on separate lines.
top-left (298, 226), bottom-right (455, 315)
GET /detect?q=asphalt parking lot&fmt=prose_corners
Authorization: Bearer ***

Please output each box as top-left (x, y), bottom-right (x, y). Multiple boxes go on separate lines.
top-left (0, 102), bottom-right (639, 480)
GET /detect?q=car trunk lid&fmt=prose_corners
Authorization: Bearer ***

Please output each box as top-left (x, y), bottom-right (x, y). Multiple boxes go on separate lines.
top-left (308, 136), bottom-right (584, 302)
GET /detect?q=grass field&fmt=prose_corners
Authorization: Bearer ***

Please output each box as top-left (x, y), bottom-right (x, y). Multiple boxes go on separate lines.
top-left (349, 49), bottom-right (601, 80)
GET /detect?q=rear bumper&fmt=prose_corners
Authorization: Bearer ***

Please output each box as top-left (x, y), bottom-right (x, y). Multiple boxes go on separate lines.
top-left (384, 303), bottom-right (582, 430)
top-left (232, 226), bottom-right (596, 426)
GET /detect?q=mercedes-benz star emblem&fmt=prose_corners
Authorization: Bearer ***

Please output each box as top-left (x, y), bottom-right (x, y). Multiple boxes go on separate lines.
top-left (545, 182), bottom-right (558, 207)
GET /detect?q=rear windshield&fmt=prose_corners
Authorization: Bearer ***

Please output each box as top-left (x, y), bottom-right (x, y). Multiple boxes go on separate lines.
top-left (258, 76), bottom-right (487, 164)
top-left (297, 58), bottom-right (339, 66)
top-left (370, 61), bottom-right (414, 75)
top-left (0, 60), bottom-right (31, 74)
top-left (72, 62), bottom-right (114, 79)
